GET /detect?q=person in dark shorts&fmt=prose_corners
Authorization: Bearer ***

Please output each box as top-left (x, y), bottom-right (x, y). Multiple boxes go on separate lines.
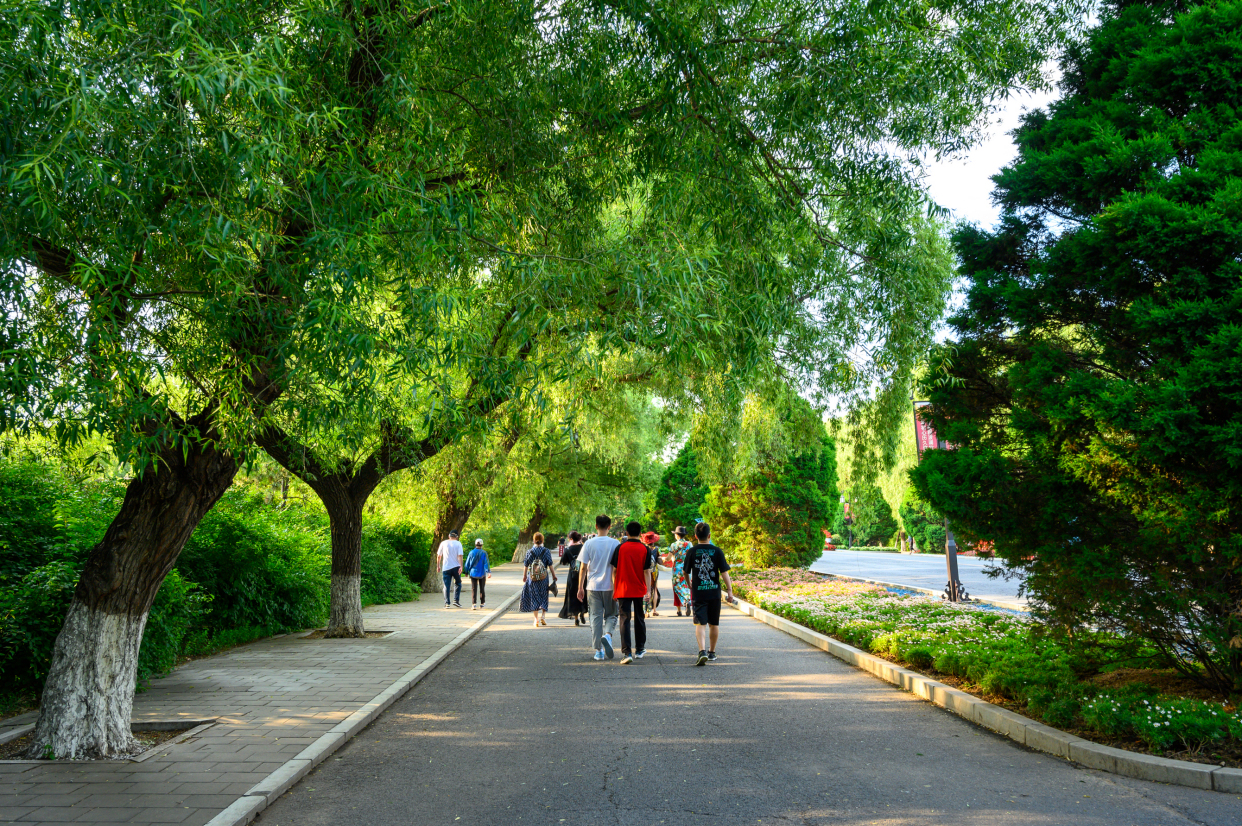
top-left (611, 521), bottom-right (653, 664)
top-left (682, 522), bottom-right (734, 665)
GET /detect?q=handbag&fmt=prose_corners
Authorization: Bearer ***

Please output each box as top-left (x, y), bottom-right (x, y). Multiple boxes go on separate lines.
top-left (549, 580), bottom-right (559, 597)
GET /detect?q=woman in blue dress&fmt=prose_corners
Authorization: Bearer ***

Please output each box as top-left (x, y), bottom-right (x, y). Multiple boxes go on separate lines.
top-left (520, 532), bottom-right (557, 627)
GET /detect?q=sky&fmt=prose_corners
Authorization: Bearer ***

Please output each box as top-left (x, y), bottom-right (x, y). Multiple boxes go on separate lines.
top-left (921, 85), bottom-right (1059, 231)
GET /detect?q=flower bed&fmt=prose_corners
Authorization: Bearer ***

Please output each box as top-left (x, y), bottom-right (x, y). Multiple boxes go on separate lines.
top-left (731, 569), bottom-right (1242, 767)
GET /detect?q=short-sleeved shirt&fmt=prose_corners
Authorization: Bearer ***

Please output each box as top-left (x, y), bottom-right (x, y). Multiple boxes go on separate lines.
top-left (682, 543), bottom-right (730, 600)
top-left (579, 534), bottom-right (620, 591)
top-left (438, 539), bottom-right (463, 571)
top-left (610, 539), bottom-right (652, 599)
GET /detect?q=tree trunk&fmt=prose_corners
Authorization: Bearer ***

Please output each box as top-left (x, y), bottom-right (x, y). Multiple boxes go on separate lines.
top-left (512, 502), bottom-right (546, 563)
top-left (258, 431), bottom-right (392, 639)
top-left (423, 501), bottom-right (474, 594)
top-left (27, 432), bottom-right (239, 759)
top-left (323, 491), bottom-right (366, 637)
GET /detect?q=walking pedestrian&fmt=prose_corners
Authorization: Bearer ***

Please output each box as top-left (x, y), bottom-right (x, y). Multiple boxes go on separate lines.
top-left (666, 526), bottom-right (693, 617)
top-left (437, 529), bottom-right (464, 608)
top-left (557, 530), bottom-right (588, 625)
top-left (611, 522), bottom-right (652, 664)
top-left (520, 532), bottom-right (557, 627)
top-left (577, 514), bottom-right (620, 660)
top-left (464, 538), bottom-right (491, 610)
top-left (641, 531), bottom-right (662, 617)
top-left (683, 521), bottom-right (733, 665)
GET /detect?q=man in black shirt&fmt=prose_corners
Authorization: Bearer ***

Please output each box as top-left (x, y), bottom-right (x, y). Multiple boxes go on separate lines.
top-left (681, 521), bottom-right (734, 665)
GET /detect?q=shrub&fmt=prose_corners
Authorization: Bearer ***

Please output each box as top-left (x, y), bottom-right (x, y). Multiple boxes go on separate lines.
top-left (137, 571), bottom-right (211, 683)
top-left (360, 525), bottom-right (418, 606)
top-left (732, 568), bottom-right (1242, 756)
top-left (175, 489), bottom-right (330, 636)
top-left (370, 522), bottom-right (433, 587)
top-left (0, 560), bottom-right (80, 690)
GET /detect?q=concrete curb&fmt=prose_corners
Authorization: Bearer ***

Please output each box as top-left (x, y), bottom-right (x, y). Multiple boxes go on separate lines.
top-left (204, 586), bottom-right (523, 826)
top-left (728, 597), bottom-right (1238, 794)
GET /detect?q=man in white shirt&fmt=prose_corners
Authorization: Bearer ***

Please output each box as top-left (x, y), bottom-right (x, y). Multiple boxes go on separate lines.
top-left (437, 529), bottom-right (464, 608)
top-left (577, 514), bottom-right (620, 660)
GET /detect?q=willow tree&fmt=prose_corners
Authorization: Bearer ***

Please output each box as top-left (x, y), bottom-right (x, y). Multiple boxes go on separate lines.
top-left (2, 0), bottom-right (469, 757)
top-left (4, 0), bottom-right (1083, 756)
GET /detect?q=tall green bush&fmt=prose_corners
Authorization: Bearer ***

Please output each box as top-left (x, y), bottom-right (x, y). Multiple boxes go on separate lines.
top-left (360, 525), bottom-right (418, 606)
top-left (899, 488), bottom-right (946, 552)
top-left (704, 429), bottom-right (839, 568)
top-left (647, 446), bottom-right (708, 536)
top-left (175, 489), bottom-right (330, 637)
top-left (834, 482), bottom-right (898, 546)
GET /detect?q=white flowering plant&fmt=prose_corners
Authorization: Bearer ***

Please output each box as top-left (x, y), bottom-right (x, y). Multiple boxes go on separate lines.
top-left (733, 569), bottom-right (1242, 756)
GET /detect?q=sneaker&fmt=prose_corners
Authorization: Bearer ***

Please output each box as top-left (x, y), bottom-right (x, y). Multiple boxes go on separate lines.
top-left (593, 650), bottom-right (606, 661)
top-left (453, 602), bottom-right (462, 608)
top-left (707, 651), bottom-right (718, 662)
top-left (444, 603), bottom-right (451, 609)
top-left (635, 649), bottom-right (646, 659)
top-left (471, 604), bottom-right (478, 610)
top-left (620, 654), bottom-right (634, 665)
top-left (695, 650), bottom-right (708, 666)
top-left (601, 633), bottom-right (614, 660)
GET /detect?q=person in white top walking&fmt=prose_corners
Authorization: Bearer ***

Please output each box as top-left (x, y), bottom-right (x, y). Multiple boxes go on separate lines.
top-left (437, 529), bottom-right (464, 608)
top-left (577, 514), bottom-right (620, 661)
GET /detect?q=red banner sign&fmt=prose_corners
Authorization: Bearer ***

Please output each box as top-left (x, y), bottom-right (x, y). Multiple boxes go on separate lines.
top-left (914, 402), bottom-right (940, 461)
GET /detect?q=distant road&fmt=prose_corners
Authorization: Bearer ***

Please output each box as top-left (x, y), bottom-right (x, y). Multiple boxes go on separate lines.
top-left (810, 549), bottom-right (1027, 608)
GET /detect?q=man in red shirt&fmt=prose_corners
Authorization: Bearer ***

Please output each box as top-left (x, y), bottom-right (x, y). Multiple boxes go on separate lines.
top-left (610, 521), bottom-right (653, 664)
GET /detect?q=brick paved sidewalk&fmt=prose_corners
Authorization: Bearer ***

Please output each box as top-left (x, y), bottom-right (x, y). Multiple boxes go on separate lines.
top-left (0, 565), bottom-right (524, 825)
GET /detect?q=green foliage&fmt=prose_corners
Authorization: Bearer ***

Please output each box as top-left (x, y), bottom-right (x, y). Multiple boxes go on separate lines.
top-left (647, 445), bottom-right (707, 536)
top-left (0, 559), bottom-right (79, 691)
top-left (0, 458), bottom-right (424, 695)
top-left (704, 408), bottom-right (839, 568)
top-left (835, 482), bottom-right (898, 546)
top-left (176, 490), bottom-right (330, 637)
top-left (913, 0), bottom-right (1242, 695)
top-left (899, 488), bottom-right (946, 553)
top-left (461, 525), bottom-right (519, 559)
top-left (359, 525), bottom-right (418, 607)
top-left (734, 571), bottom-right (1242, 755)
top-left (369, 523), bottom-right (433, 588)
top-left (138, 572), bottom-right (212, 684)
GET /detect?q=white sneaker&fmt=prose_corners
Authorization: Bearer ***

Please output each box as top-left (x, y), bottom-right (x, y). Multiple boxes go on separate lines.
top-left (601, 633), bottom-right (614, 659)
top-left (471, 604), bottom-right (478, 610)
top-left (593, 650), bottom-right (606, 661)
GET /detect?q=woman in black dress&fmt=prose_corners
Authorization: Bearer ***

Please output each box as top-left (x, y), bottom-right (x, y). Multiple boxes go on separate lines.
top-left (557, 530), bottom-right (587, 625)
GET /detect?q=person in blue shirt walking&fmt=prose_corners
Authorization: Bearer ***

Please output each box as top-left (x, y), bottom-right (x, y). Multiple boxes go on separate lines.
top-left (464, 538), bottom-right (492, 610)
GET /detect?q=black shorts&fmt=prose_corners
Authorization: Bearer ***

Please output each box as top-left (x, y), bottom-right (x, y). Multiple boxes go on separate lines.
top-left (691, 598), bottom-right (722, 626)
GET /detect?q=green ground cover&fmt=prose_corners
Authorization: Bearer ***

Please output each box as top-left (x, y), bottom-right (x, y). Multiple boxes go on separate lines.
top-left (732, 569), bottom-right (1242, 764)
top-left (0, 460), bottom-right (429, 716)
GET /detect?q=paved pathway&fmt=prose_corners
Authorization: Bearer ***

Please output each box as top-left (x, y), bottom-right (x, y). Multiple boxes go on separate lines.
top-left (257, 602), bottom-right (1239, 826)
top-left (812, 549), bottom-right (1027, 607)
top-left (0, 565), bottom-right (524, 825)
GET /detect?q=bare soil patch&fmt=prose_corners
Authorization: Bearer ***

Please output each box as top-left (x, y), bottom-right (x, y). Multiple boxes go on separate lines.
top-left (302, 629), bottom-right (392, 640)
top-left (0, 726), bottom-right (192, 761)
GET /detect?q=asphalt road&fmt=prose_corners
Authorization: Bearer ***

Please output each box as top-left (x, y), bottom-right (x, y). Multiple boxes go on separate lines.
top-left (811, 550), bottom-right (1027, 607)
top-left (257, 605), bottom-right (1239, 826)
